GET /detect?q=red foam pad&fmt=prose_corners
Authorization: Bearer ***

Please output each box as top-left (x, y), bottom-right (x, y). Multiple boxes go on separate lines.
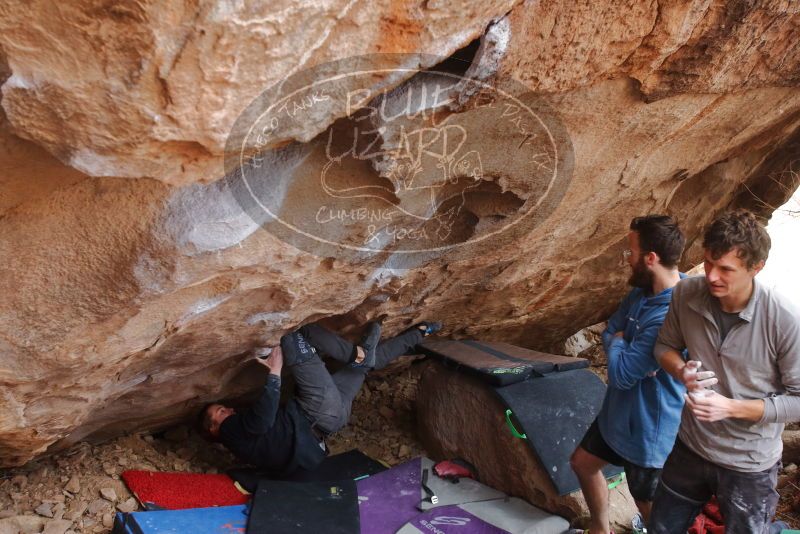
top-left (121, 470), bottom-right (250, 510)
top-left (688, 497), bottom-right (724, 534)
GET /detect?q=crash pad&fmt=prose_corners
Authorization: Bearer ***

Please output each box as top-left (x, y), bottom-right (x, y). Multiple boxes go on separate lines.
top-left (399, 505), bottom-right (508, 534)
top-left (419, 339), bottom-right (588, 385)
top-left (120, 470), bottom-right (249, 510)
top-left (247, 479), bottom-right (359, 534)
top-left (228, 449), bottom-right (386, 493)
top-left (112, 504), bottom-right (247, 534)
top-left (494, 369), bottom-right (622, 495)
top-left (357, 457), bottom-right (505, 534)
top-left (356, 455), bottom-right (420, 533)
top-left (396, 498), bottom-right (570, 534)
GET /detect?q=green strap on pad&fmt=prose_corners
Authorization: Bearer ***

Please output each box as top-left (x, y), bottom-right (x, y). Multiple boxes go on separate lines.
top-left (504, 409), bottom-right (527, 439)
top-left (504, 409), bottom-right (624, 490)
top-left (607, 472), bottom-right (626, 489)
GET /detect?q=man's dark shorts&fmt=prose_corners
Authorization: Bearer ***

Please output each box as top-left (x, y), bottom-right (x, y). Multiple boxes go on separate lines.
top-left (579, 419), bottom-right (661, 502)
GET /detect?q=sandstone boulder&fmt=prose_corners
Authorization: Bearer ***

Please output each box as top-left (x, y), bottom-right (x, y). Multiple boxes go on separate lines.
top-left (0, 0), bottom-right (518, 184)
top-left (0, 1), bottom-right (799, 466)
top-left (497, 0), bottom-right (800, 97)
top-left (416, 361), bottom-right (637, 529)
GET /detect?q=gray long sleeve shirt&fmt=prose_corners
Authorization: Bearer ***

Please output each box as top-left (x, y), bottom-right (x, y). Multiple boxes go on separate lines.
top-left (654, 276), bottom-right (800, 472)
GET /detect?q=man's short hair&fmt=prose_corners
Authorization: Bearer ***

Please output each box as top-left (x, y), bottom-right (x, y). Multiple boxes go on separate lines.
top-left (198, 403), bottom-right (218, 441)
top-left (630, 215), bottom-right (685, 268)
top-left (702, 209), bottom-right (770, 269)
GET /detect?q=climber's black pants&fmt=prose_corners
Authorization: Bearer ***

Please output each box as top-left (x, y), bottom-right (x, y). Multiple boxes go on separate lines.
top-left (282, 324), bottom-right (422, 435)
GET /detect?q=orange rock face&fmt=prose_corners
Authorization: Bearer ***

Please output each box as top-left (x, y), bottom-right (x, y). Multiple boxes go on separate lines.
top-left (0, 1), bottom-right (799, 465)
top-left (0, 0), bottom-right (518, 184)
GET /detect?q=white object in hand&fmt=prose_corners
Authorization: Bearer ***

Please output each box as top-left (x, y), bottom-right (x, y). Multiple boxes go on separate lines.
top-left (685, 360), bottom-right (715, 399)
top-left (254, 347), bottom-right (273, 360)
top-left (688, 389), bottom-right (713, 400)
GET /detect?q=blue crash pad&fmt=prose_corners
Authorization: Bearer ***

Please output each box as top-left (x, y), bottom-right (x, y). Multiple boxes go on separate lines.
top-left (112, 504), bottom-right (247, 534)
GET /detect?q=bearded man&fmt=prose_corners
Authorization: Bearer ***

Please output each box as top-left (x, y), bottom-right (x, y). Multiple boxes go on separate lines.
top-left (570, 215), bottom-right (688, 534)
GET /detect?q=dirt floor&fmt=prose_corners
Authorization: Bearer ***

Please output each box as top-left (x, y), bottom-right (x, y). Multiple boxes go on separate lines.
top-left (1, 352), bottom-right (799, 533)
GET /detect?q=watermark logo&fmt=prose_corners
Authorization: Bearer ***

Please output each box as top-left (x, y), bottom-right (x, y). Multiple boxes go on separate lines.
top-left (225, 54), bottom-right (573, 267)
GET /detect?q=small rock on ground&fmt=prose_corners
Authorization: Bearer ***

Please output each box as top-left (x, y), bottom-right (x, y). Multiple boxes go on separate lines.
top-left (65, 501), bottom-right (87, 521)
top-left (117, 497), bottom-right (138, 513)
top-left (87, 499), bottom-right (109, 515)
top-left (34, 502), bottom-right (54, 518)
top-left (64, 475), bottom-right (80, 494)
top-left (99, 487), bottom-right (117, 502)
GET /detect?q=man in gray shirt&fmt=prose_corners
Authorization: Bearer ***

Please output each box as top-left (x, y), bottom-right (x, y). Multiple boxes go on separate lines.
top-left (649, 210), bottom-right (800, 534)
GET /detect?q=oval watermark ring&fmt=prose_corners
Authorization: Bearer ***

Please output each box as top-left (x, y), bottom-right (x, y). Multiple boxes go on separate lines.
top-left (225, 54), bottom-right (574, 268)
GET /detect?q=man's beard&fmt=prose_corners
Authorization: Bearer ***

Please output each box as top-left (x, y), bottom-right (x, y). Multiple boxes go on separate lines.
top-left (628, 256), bottom-right (654, 289)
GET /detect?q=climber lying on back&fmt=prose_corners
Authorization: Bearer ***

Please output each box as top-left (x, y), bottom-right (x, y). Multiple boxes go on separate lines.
top-left (201, 320), bottom-right (441, 476)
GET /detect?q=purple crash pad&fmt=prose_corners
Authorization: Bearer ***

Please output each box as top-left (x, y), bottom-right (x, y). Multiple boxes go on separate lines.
top-left (357, 457), bottom-right (421, 534)
top-left (400, 505), bottom-right (508, 534)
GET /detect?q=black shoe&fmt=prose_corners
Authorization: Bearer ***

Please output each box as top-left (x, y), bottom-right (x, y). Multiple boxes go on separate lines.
top-left (353, 322), bottom-right (381, 368)
top-left (416, 322), bottom-right (443, 337)
top-left (280, 331), bottom-right (317, 366)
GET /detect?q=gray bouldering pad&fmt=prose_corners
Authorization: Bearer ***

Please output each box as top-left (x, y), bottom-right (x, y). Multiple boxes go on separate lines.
top-left (417, 457), bottom-right (505, 511)
top-left (247, 479), bottom-right (359, 534)
top-left (357, 457), bottom-right (506, 534)
top-left (494, 369), bottom-right (622, 495)
top-left (396, 498), bottom-right (570, 534)
top-left (419, 339), bottom-right (588, 386)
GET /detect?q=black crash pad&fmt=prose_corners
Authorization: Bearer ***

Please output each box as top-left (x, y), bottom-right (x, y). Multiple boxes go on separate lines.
top-left (247, 479), bottom-right (359, 534)
top-left (228, 449), bottom-right (386, 493)
top-left (494, 369), bottom-right (622, 495)
top-left (419, 339), bottom-right (588, 385)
